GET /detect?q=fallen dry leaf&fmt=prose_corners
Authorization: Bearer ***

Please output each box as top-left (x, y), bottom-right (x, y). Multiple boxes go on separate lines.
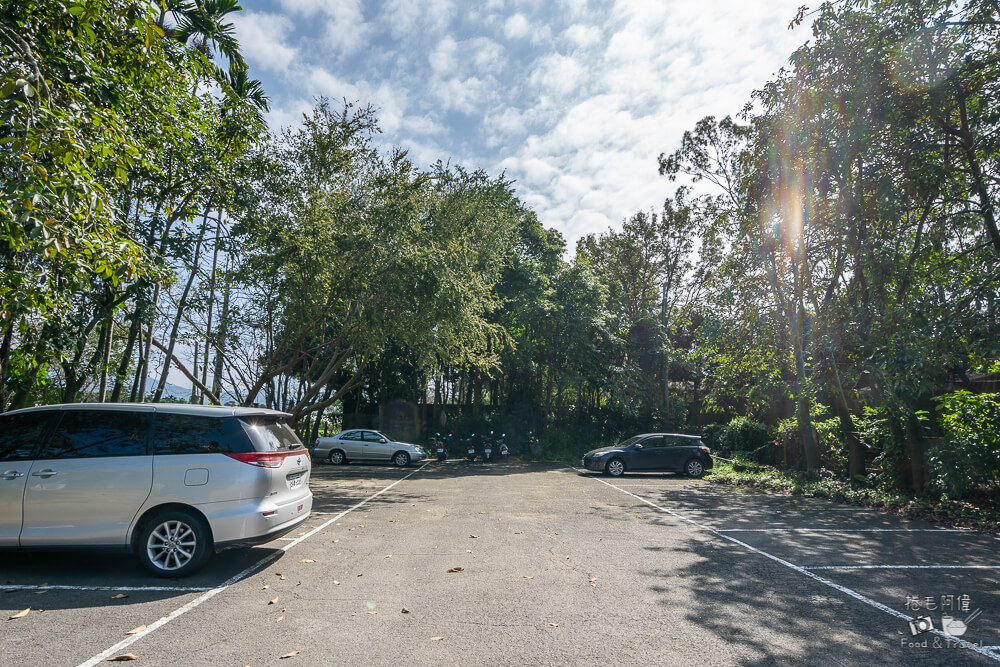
top-left (8, 608), bottom-right (29, 620)
top-left (276, 573), bottom-right (286, 580)
top-left (401, 608), bottom-right (410, 614)
top-left (466, 550), bottom-right (473, 554)
top-left (333, 580), bottom-right (340, 585)
top-left (299, 559), bottom-right (315, 564)
top-left (269, 597), bottom-right (279, 605)
top-left (470, 535), bottom-right (479, 538)
top-left (126, 625), bottom-right (146, 635)
top-left (279, 650), bottom-right (300, 659)
top-left (276, 615), bottom-right (284, 623)
top-left (429, 637), bottom-right (444, 641)
top-left (523, 575), bottom-right (533, 579)
top-left (367, 611), bottom-right (378, 615)
top-left (550, 623), bottom-right (559, 627)
top-left (332, 540), bottom-right (339, 543)
top-left (107, 654), bottom-right (139, 662)
top-left (110, 593), bottom-right (127, 599)
top-left (447, 567), bottom-right (464, 573)
top-left (385, 555), bottom-right (392, 558)
top-left (35, 590), bottom-right (48, 595)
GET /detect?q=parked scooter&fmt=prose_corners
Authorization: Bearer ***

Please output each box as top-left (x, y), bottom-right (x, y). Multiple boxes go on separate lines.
top-left (483, 432), bottom-right (494, 462)
top-left (498, 433), bottom-right (509, 461)
top-left (465, 433), bottom-right (477, 461)
top-left (434, 432), bottom-right (447, 461)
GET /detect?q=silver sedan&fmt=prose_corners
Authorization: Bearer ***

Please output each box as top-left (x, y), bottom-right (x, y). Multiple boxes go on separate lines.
top-left (314, 429), bottom-right (427, 467)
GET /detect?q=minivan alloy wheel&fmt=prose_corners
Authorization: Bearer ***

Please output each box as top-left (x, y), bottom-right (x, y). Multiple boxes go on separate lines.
top-left (138, 510), bottom-right (211, 577)
top-left (148, 520), bottom-right (196, 570)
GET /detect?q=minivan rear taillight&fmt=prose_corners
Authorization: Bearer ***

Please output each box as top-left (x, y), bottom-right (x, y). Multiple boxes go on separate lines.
top-left (225, 450), bottom-right (302, 468)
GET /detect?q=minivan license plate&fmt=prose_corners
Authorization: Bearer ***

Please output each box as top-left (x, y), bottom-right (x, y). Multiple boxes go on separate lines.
top-left (287, 472), bottom-right (304, 489)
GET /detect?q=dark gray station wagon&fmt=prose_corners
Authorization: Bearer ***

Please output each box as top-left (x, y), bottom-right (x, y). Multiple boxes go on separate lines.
top-left (582, 433), bottom-right (713, 478)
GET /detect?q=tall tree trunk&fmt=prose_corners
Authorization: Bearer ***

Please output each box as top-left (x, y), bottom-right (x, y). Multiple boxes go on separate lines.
top-left (98, 316), bottom-right (113, 402)
top-left (201, 215), bottom-right (222, 403)
top-left (211, 279), bottom-right (230, 400)
top-left (826, 344), bottom-right (865, 479)
top-left (138, 282), bottom-right (160, 402)
top-left (191, 342), bottom-right (200, 403)
top-left (129, 327), bottom-right (143, 402)
top-left (154, 223), bottom-right (206, 402)
top-left (110, 314), bottom-right (141, 402)
top-left (472, 368), bottom-right (482, 418)
top-left (904, 412), bottom-right (926, 495)
top-left (0, 325), bottom-right (14, 411)
top-left (792, 298), bottom-right (819, 471)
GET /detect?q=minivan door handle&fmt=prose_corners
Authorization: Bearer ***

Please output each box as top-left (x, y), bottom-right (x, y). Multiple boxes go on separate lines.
top-left (2, 470), bottom-right (25, 480)
top-left (31, 469), bottom-right (58, 478)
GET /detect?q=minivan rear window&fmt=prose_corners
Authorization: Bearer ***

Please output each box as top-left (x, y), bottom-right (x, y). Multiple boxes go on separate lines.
top-left (240, 419), bottom-right (303, 452)
top-left (151, 414), bottom-right (253, 455)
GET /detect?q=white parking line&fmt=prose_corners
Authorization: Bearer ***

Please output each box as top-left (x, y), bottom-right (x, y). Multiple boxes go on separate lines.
top-left (676, 507), bottom-right (870, 511)
top-left (718, 528), bottom-right (969, 533)
top-left (77, 462), bottom-right (429, 667)
top-left (5, 585), bottom-right (212, 592)
top-left (805, 565), bottom-right (1000, 570)
top-left (580, 469), bottom-right (1000, 664)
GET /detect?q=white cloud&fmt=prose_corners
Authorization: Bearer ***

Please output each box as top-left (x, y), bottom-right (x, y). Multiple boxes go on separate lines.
top-left (380, 0), bottom-right (453, 39)
top-left (321, 0), bottom-right (371, 56)
top-left (564, 23), bottom-right (602, 49)
top-left (230, 11), bottom-right (298, 74)
top-left (504, 13), bottom-right (531, 39)
top-left (429, 37), bottom-right (458, 75)
top-left (240, 0), bottom-right (811, 253)
top-left (529, 53), bottom-right (586, 98)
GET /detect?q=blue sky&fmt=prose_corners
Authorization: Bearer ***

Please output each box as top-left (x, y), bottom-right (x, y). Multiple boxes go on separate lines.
top-left (233, 0), bottom-right (810, 251)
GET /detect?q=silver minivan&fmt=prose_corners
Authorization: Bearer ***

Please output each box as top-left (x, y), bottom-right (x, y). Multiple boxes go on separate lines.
top-left (0, 403), bottom-right (312, 576)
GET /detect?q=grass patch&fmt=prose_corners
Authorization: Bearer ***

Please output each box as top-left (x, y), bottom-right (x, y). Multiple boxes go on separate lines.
top-left (707, 459), bottom-right (1000, 533)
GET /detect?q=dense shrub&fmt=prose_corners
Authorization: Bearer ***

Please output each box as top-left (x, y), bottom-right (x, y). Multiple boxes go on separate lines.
top-left (716, 416), bottom-right (771, 462)
top-left (929, 392), bottom-right (1000, 499)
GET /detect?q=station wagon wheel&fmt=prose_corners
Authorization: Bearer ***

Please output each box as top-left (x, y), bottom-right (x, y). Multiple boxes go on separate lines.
top-left (605, 458), bottom-right (625, 477)
top-left (393, 451), bottom-right (410, 467)
top-left (328, 449), bottom-right (346, 465)
top-left (684, 458), bottom-right (705, 478)
top-left (138, 510), bottom-right (211, 577)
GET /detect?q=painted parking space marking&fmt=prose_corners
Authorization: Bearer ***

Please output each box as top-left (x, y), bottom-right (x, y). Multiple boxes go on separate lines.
top-left (77, 462), bottom-right (429, 667)
top-left (805, 565), bottom-right (1000, 570)
top-left (4, 584), bottom-right (213, 592)
top-left (675, 506), bottom-right (871, 511)
top-left (579, 468), bottom-right (1000, 664)
top-left (718, 528), bottom-right (968, 532)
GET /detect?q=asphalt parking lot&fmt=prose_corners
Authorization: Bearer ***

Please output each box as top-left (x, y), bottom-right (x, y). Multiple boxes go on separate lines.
top-left (1, 461), bottom-right (998, 666)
